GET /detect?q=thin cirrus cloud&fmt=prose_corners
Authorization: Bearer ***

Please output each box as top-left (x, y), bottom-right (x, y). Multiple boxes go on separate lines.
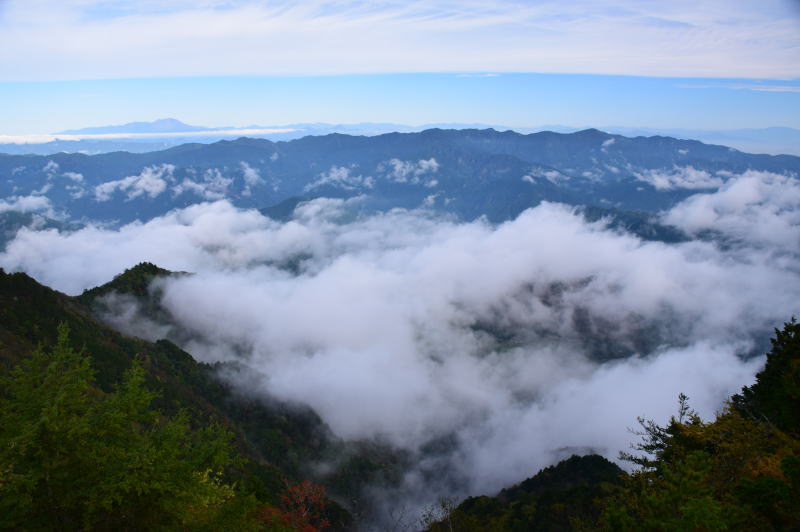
top-left (679, 82), bottom-right (800, 93)
top-left (1, 0), bottom-right (798, 81)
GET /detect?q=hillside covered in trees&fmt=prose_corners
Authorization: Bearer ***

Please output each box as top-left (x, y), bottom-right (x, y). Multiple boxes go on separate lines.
top-left (3, 129), bottom-right (799, 227)
top-left (0, 262), bottom-right (799, 530)
top-left (0, 266), bottom-right (365, 530)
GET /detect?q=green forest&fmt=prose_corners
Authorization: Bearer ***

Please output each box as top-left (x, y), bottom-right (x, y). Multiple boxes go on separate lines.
top-left (0, 267), bottom-right (353, 531)
top-left (1, 264), bottom-right (799, 531)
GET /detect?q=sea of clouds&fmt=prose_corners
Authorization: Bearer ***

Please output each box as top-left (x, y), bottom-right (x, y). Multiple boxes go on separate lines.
top-left (1, 169), bottom-right (798, 523)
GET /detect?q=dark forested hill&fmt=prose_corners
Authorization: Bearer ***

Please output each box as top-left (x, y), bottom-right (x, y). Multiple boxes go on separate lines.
top-left (423, 454), bottom-right (624, 531)
top-left (0, 265), bottom-right (400, 530)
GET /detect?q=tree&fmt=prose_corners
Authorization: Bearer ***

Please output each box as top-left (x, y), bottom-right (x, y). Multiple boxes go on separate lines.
top-left (253, 480), bottom-right (332, 532)
top-left (732, 317), bottom-right (800, 434)
top-left (602, 317), bottom-right (800, 531)
top-left (0, 324), bottom-right (253, 531)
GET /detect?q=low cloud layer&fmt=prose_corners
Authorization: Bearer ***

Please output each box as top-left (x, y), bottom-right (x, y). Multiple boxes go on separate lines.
top-left (663, 170), bottom-right (800, 252)
top-left (0, 194), bottom-right (54, 215)
top-left (306, 165), bottom-right (374, 191)
top-left (172, 168), bottom-right (233, 200)
top-left (95, 164), bottom-right (174, 202)
top-left (1, 170), bottom-right (797, 519)
top-left (380, 158), bottom-right (439, 186)
top-left (92, 164), bottom-right (242, 203)
top-left (634, 165), bottom-right (724, 191)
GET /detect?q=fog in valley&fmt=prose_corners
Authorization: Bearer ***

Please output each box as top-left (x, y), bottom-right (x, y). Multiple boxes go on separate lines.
top-left (2, 169), bottom-right (798, 520)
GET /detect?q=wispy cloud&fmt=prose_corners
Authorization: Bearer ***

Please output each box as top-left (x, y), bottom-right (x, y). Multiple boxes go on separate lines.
top-left (1, 0), bottom-right (798, 80)
top-left (680, 83), bottom-right (800, 93)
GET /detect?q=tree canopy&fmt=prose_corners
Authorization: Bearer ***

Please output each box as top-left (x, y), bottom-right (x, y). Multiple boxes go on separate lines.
top-left (0, 324), bottom-right (251, 530)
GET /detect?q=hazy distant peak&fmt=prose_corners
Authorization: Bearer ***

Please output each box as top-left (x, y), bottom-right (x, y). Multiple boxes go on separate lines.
top-left (574, 128), bottom-right (609, 137)
top-left (57, 118), bottom-right (212, 135)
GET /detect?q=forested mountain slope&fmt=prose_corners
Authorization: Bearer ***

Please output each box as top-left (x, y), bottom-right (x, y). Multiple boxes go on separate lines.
top-left (0, 266), bottom-right (358, 530)
top-left (2, 128), bottom-right (798, 225)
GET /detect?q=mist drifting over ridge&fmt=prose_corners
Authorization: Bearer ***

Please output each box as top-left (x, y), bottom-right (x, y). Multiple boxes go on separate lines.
top-left (1, 167), bottom-right (797, 519)
top-left (2, 0), bottom-right (799, 525)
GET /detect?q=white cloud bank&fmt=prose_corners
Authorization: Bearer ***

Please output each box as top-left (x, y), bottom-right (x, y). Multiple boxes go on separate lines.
top-left (92, 164), bottom-right (242, 203)
top-left (0, 195), bottom-right (54, 215)
top-left (663, 170), bottom-right (800, 251)
top-left (634, 165), bottom-right (725, 190)
top-left (172, 168), bottom-right (233, 200)
top-left (379, 158), bottom-right (440, 187)
top-left (239, 161), bottom-right (263, 196)
top-left (95, 164), bottom-right (174, 201)
top-left (1, 0), bottom-right (798, 80)
top-left (305, 165), bottom-right (374, 191)
top-left (1, 169), bottom-right (798, 517)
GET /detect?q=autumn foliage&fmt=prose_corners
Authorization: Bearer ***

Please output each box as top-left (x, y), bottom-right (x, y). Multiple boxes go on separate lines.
top-left (254, 480), bottom-right (331, 532)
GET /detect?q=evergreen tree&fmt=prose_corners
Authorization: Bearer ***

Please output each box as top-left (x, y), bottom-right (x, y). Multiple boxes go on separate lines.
top-left (0, 324), bottom-right (254, 531)
top-left (732, 317), bottom-right (800, 434)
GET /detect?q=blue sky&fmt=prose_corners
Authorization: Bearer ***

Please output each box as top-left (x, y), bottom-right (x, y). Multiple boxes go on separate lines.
top-left (0, 0), bottom-right (798, 134)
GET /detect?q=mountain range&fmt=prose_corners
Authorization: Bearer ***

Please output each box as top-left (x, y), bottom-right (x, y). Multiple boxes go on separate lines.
top-left (2, 127), bottom-right (798, 227)
top-left (2, 118), bottom-right (799, 156)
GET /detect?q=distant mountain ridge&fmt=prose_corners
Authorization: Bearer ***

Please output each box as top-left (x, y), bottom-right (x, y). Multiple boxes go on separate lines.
top-left (57, 117), bottom-right (214, 135)
top-left (1, 119), bottom-right (798, 156)
top-left (1, 127), bottom-right (798, 226)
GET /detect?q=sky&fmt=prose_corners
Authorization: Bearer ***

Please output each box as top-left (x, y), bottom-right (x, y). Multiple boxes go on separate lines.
top-left (0, 0), bottom-right (799, 133)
